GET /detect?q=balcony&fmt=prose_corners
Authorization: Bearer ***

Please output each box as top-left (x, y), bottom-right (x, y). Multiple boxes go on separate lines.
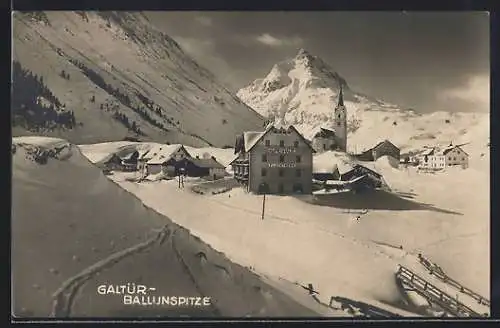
top-left (234, 172), bottom-right (249, 181)
top-left (233, 160), bottom-right (249, 166)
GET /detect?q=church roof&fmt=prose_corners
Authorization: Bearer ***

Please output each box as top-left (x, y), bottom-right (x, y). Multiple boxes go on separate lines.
top-left (313, 127), bottom-right (336, 139)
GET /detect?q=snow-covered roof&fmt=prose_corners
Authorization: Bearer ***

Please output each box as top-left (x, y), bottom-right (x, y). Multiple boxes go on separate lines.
top-left (372, 139), bottom-right (399, 151)
top-left (243, 131), bottom-right (265, 152)
top-left (313, 151), bottom-right (354, 174)
top-left (121, 150), bottom-right (139, 160)
top-left (146, 144), bottom-right (184, 165)
top-left (313, 127), bottom-right (336, 139)
top-left (442, 144), bottom-right (468, 156)
top-left (241, 124), bottom-right (315, 154)
top-left (188, 157), bottom-right (225, 169)
top-left (420, 148), bottom-right (436, 156)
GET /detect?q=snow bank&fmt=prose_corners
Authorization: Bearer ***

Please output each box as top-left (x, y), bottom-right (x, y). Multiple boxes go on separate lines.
top-left (13, 136), bottom-right (67, 147)
top-left (12, 137), bottom-right (322, 318)
top-left (78, 141), bottom-right (490, 317)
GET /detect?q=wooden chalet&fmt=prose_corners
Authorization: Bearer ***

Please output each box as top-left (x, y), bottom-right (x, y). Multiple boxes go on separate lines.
top-left (356, 140), bottom-right (401, 162)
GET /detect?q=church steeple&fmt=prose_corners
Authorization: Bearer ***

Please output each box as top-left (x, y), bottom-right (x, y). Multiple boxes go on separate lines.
top-left (333, 82), bottom-right (347, 152)
top-left (337, 84), bottom-right (344, 107)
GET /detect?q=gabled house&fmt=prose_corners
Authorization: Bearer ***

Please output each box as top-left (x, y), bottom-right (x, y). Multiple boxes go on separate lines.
top-left (96, 153), bottom-right (124, 171)
top-left (356, 139), bottom-right (401, 161)
top-left (311, 127), bottom-right (338, 153)
top-left (232, 122), bottom-right (315, 194)
top-left (418, 143), bottom-right (469, 171)
top-left (442, 144), bottom-right (469, 168)
top-left (340, 164), bottom-right (385, 190)
top-left (144, 144), bottom-right (191, 176)
top-left (121, 150), bottom-right (140, 171)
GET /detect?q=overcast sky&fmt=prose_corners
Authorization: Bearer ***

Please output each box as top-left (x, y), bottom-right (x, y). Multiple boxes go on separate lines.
top-left (146, 11), bottom-right (490, 113)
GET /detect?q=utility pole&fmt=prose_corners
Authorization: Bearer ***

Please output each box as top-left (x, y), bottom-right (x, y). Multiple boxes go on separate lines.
top-left (261, 193), bottom-right (266, 220)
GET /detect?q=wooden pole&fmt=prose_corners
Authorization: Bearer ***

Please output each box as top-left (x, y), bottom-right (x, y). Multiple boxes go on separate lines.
top-left (261, 194), bottom-right (266, 220)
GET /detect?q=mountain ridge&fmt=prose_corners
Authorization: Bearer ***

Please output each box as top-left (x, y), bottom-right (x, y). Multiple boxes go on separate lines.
top-left (237, 49), bottom-right (488, 154)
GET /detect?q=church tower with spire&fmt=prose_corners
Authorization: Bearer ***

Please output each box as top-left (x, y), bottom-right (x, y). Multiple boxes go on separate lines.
top-left (334, 84), bottom-right (347, 152)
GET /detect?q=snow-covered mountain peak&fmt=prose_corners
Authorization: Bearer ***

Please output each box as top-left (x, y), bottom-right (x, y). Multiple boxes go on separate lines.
top-left (237, 51), bottom-right (489, 156)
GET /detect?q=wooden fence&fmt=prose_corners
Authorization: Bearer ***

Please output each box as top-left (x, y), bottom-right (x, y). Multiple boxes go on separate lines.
top-left (417, 258), bottom-right (490, 307)
top-left (396, 265), bottom-right (486, 318)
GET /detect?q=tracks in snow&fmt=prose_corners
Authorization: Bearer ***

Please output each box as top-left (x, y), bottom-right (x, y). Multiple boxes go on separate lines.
top-left (51, 224), bottom-right (171, 317)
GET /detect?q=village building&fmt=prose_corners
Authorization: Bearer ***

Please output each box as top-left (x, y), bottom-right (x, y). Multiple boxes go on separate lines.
top-left (312, 155), bottom-right (388, 192)
top-left (231, 123), bottom-right (315, 194)
top-left (340, 164), bottom-right (384, 187)
top-left (311, 128), bottom-right (338, 153)
top-left (312, 158), bottom-right (353, 182)
top-left (121, 150), bottom-right (139, 171)
top-left (96, 153), bottom-right (124, 171)
top-left (96, 150), bottom-right (140, 172)
top-left (142, 144), bottom-right (191, 176)
top-left (442, 144), bottom-right (469, 168)
top-left (418, 144), bottom-right (469, 171)
top-left (356, 139), bottom-right (401, 162)
top-left (185, 156), bottom-right (226, 180)
top-left (311, 85), bottom-right (347, 153)
top-left (417, 147), bottom-right (445, 171)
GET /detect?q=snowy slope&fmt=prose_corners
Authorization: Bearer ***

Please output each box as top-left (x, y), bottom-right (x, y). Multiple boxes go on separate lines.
top-left (12, 136), bottom-right (326, 318)
top-left (78, 140), bottom-right (490, 317)
top-left (237, 49), bottom-right (489, 155)
top-left (13, 11), bottom-right (264, 147)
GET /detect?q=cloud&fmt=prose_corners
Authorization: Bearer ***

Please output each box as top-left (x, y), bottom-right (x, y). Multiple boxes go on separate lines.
top-left (438, 74), bottom-right (490, 111)
top-left (194, 15), bottom-right (213, 27)
top-left (255, 33), bottom-right (303, 47)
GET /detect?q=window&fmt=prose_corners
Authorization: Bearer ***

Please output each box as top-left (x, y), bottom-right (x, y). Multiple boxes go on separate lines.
top-left (279, 155), bottom-right (285, 163)
top-left (261, 168), bottom-right (267, 176)
top-left (279, 169), bottom-right (284, 177)
top-left (453, 157), bottom-right (456, 161)
top-left (296, 169), bottom-right (302, 177)
top-left (323, 144), bottom-right (327, 150)
top-left (294, 140), bottom-right (299, 148)
top-left (462, 157), bottom-right (465, 161)
top-left (262, 154), bottom-right (267, 162)
top-left (279, 140), bottom-right (285, 147)
top-left (337, 121), bottom-right (341, 127)
top-left (278, 183), bottom-right (284, 193)
top-left (265, 140), bottom-right (270, 146)
top-left (296, 155), bottom-right (301, 163)
top-left (448, 157), bottom-right (452, 161)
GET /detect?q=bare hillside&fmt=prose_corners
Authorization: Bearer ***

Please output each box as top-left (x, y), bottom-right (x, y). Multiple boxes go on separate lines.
top-left (12, 11), bottom-right (264, 147)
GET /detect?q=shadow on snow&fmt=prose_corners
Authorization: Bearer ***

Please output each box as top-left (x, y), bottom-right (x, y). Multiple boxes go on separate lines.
top-left (306, 190), bottom-right (463, 215)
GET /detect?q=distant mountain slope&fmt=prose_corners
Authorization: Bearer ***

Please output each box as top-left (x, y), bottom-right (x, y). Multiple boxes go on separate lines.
top-left (12, 11), bottom-right (264, 147)
top-left (237, 49), bottom-right (489, 154)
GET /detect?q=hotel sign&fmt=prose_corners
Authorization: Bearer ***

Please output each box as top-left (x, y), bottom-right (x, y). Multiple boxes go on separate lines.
top-left (266, 146), bottom-right (297, 154)
top-left (268, 162), bottom-right (297, 168)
